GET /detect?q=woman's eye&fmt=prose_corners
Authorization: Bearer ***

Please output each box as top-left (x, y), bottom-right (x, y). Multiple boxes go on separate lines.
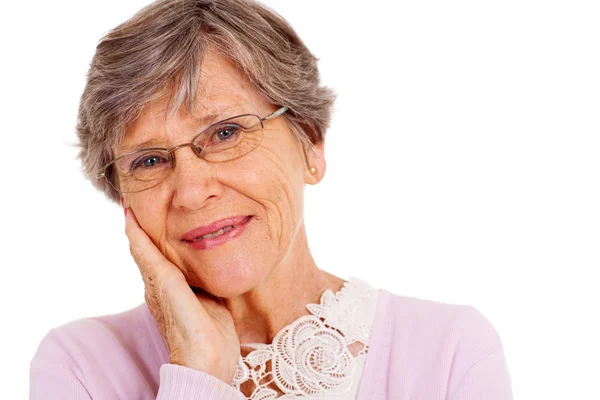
top-left (132, 154), bottom-right (167, 170)
top-left (213, 124), bottom-right (241, 142)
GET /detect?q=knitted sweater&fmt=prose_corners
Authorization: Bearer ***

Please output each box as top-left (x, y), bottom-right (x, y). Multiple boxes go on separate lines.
top-left (30, 286), bottom-right (512, 399)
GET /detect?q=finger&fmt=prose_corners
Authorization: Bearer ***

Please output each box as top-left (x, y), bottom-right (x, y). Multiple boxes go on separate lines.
top-left (125, 208), bottom-right (178, 280)
top-left (124, 210), bottom-right (221, 354)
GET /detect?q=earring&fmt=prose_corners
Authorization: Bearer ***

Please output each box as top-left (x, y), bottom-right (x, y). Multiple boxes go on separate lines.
top-left (309, 167), bottom-right (316, 175)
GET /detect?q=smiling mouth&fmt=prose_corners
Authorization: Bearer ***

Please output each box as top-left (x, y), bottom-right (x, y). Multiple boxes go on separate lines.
top-left (193, 224), bottom-right (237, 241)
top-left (183, 215), bottom-right (253, 249)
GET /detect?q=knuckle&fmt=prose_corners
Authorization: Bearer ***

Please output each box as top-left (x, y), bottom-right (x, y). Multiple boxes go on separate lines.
top-left (129, 243), bottom-right (139, 258)
top-left (144, 290), bottom-right (159, 309)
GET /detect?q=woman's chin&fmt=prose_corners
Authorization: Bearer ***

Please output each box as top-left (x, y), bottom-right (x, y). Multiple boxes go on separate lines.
top-left (177, 229), bottom-right (274, 298)
top-left (185, 262), bottom-right (262, 299)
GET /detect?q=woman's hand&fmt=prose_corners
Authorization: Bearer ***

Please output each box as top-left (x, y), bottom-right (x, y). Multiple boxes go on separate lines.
top-left (124, 208), bottom-right (240, 384)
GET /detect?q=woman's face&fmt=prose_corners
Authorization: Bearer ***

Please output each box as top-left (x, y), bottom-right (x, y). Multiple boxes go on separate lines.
top-left (121, 51), bottom-right (325, 298)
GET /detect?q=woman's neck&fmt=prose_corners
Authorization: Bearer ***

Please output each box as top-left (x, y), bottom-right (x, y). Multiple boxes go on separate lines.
top-left (222, 229), bottom-right (345, 345)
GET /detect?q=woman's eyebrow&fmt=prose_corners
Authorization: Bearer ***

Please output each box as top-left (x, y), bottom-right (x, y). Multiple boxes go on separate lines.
top-left (120, 106), bottom-right (243, 153)
top-left (189, 105), bottom-right (240, 127)
top-left (119, 138), bottom-right (167, 153)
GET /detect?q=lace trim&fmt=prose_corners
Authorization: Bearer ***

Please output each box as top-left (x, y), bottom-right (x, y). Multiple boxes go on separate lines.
top-left (230, 278), bottom-right (378, 399)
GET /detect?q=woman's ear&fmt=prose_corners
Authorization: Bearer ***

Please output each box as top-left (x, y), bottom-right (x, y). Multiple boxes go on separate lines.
top-left (304, 141), bottom-right (326, 185)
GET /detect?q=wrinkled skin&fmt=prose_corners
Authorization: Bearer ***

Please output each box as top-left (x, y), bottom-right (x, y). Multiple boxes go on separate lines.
top-left (121, 51), bottom-right (344, 384)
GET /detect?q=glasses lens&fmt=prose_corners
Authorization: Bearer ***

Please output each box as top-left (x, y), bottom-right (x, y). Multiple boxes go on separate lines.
top-left (195, 115), bottom-right (263, 162)
top-left (103, 115), bottom-right (264, 193)
top-left (112, 149), bottom-right (172, 193)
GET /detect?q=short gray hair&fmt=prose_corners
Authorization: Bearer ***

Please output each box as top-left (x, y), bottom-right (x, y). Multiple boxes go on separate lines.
top-left (77, 0), bottom-right (336, 203)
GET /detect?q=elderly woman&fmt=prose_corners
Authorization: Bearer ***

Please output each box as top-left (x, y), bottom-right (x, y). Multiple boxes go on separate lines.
top-left (30, 0), bottom-right (512, 399)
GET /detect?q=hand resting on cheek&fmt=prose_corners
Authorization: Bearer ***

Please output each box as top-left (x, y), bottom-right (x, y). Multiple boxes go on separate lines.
top-left (124, 207), bottom-right (240, 384)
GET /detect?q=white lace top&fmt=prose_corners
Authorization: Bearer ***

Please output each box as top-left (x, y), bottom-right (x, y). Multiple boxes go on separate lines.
top-left (230, 278), bottom-right (379, 399)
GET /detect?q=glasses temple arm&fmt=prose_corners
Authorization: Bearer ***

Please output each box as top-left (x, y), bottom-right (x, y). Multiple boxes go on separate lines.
top-left (261, 106), bottom-right (289, 122)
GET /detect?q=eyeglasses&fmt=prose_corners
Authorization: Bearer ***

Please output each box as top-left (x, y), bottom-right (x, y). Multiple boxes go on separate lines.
top-left (96, 106), bottom-right (288, 193)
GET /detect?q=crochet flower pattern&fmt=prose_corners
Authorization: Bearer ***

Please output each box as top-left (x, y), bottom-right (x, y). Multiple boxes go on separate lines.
top-left (271, 315), bottom-right (355, 396)
top-left (230, 278), bottom-right (378, 399)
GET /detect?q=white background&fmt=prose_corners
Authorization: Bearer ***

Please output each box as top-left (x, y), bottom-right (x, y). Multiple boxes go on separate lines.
top-left (1, 0), bottom-right (598, 398)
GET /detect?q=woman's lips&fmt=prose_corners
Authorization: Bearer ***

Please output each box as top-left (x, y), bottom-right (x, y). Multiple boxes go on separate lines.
top-left (182, 215), bottom-right (252, 250)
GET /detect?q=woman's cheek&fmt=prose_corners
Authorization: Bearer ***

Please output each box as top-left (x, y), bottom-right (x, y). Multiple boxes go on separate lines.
top-left (129, 197), bottom-right (167, 244)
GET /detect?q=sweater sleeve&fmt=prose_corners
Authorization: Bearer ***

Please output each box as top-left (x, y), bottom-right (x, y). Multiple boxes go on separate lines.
top-left (446, 307), bottom-right (513, 400)
top-left (30, 357), bottom-right (92, 400)
top-left (30, 329), bottom-right (245, 400)
top-left (30, 330), bottom-right (92, 400)
top-left (449, 352), bottom-right (513, 400)
top-left (157, 364), bottom-right (245, 400)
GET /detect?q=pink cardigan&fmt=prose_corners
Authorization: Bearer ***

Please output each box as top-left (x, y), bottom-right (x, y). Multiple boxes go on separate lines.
top-left (30, 289), bottom-right (512, 399)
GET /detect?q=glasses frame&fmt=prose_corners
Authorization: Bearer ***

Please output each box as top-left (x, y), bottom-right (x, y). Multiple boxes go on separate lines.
top-left (96, 106), bottom-right (289, 193)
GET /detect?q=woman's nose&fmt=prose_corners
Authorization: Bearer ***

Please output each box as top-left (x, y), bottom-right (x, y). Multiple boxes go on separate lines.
top-left (169, 147), bottom-right (224, 211)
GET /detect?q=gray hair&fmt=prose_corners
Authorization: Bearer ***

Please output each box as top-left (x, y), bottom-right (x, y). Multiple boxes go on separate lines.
top-left (77, 0), bottom-right (336, 203)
